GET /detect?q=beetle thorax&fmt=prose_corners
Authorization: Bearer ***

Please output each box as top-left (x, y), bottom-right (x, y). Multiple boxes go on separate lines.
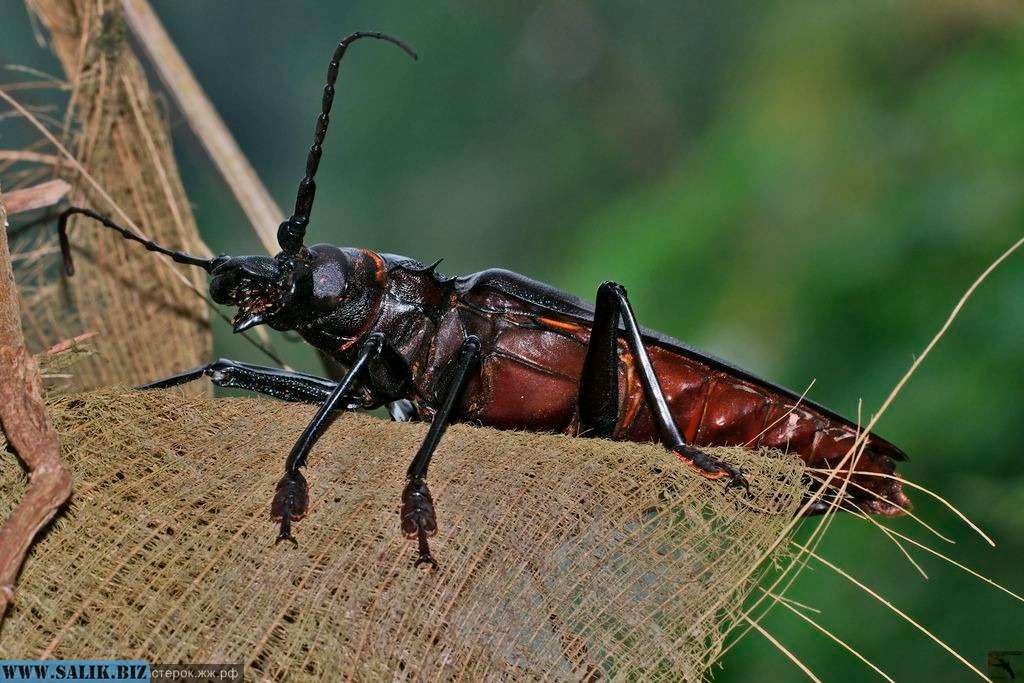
top-left (289, 245), bottom-right (387, 354)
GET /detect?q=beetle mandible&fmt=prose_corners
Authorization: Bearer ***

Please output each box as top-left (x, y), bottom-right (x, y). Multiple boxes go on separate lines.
top-left (56, 32), bottom-right (909, 568)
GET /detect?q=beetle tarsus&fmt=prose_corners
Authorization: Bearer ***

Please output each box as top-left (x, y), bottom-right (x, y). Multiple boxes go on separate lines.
top-left (271, 471), bottom-right (308, 546)
top-left (726, 471), bottom-right (751, 494)
top-left (275, 520), bottom-right (299, 548)
top-left (715, 457), bottom-right (751, 494)
top-left (401, 477), bottom-right (439, 568)
top-left (414, 527), bottom-right (438, 570)
top-left (673, 445), bottom-right (750, 493)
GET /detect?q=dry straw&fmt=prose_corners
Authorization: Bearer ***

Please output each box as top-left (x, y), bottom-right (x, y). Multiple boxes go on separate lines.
top-left (0, 388), bottom-right (804, 680)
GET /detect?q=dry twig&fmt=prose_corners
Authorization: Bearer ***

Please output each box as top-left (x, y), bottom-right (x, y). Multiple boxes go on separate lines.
top-left (1, 178), bottom-right (70, 215)
top-left (119, 0), bottom-right (286, 362)
top-left (120, 0), bottom-right (283, 251)
top-left (0, 188), bottom-right (72, 621)
top-left (0, 150), bottom-right (62, 165)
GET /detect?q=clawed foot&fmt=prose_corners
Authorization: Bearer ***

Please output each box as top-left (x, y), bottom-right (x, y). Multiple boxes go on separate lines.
top-left (401, 477), bottom-right (438, 569)
top-left (271, 471), bottom-right (309, 546)
top-left (673, 445), bottom-right (750, 493)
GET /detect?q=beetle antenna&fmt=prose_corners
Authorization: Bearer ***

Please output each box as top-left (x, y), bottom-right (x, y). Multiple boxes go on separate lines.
top-left (57, 207), bottom-right (218, 276)
top-left (277, 31), bottom-right (418, 255)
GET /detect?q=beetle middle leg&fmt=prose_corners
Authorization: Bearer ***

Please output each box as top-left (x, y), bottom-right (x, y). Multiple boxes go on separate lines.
top-left (400, 335), bottom-right (480, 568)
top-left (579, 281), bottom-right (748, 490)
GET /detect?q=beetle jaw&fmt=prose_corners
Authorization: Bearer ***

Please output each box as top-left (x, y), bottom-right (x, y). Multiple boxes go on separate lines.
top-left (209, 255), bottom-right (294, 333)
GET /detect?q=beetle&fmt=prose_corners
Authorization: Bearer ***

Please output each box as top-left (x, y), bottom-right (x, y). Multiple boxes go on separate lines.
top-left (56, 31), bottom-right (909, 568)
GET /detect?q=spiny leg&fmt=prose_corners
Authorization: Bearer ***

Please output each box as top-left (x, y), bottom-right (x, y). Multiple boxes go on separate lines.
top-left (272, 334), bottom-right (383, 545)
top-left (144, 360), bottom-right (416, 422)
top-left (579, 281), bottom-right (748, 490)
top-left (400, 335), bottom-right (480, 568)
top-left (141, 358), bottom-right (342, 405)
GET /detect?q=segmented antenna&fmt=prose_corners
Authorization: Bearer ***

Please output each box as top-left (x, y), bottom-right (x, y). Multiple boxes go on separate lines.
top-left (277, 31), bottom-right (418, 255)
top-left (57, 207), bottom-right (217, 276)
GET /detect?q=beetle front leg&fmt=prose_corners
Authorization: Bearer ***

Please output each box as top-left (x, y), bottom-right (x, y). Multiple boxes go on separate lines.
top-left (272, 333), bottom-right (383, 545)
top-left (142, 358), bottom-right (342, 404)
top-left (579, 282), bottom-right (748, 490)
top-left (400, 336), bottom-right (480, 568)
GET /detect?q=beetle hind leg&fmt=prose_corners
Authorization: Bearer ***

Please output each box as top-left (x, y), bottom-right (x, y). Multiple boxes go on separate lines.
top-left (578, 281), bottom-right (749, 492)
top-left (673, 444), bottom-right (749, 491)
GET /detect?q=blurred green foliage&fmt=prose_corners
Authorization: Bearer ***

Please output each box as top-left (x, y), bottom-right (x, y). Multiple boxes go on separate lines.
top-left (2, 1), bottom-right (1022, 680)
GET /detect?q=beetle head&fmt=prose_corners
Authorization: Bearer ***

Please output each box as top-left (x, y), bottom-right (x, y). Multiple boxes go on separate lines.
top-left (56, 33), bottom-right (417, 339)
top-left (208, 252), bottom-right (315, 333)
top-left (208, 244), bottom-right (383, 337)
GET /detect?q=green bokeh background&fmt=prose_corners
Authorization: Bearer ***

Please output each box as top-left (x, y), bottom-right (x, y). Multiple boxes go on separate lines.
top-left (2, 2), bottom-right (1022, 680)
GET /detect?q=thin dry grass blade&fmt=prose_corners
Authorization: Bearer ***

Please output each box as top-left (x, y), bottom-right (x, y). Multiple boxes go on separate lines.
top-left (0, 150), bottom-right (61, 165)
top-left (1, 179), bottom-right (69, 215)
top-left (805, 469), bottom-right (955, 544)
top-left (811, 468), bottom-right (996, 546)
top-left (119, 0), bottom-right (283, 250)
top-left (794, 542), bottom-right (991, 681)
top-left (761, 588), bottom-right (895, 683)
top-left (741, 614), bottom-right (823, 683)
top-left (860, 523), bottom-right (1024, 604)
top-left (848, 506), bottom-right (929, 579)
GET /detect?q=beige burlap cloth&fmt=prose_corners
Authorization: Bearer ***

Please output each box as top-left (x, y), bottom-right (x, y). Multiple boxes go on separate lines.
top-left (0, 388), bottom-right (804, 680)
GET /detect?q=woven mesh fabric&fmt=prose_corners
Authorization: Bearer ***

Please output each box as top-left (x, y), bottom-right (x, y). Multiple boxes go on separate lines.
top-left (0, 388), bottom-right (804, 680)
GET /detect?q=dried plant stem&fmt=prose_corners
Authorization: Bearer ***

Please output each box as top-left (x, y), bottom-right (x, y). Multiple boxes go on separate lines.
top-left (856, 520), bottom-right (1024, 604)
top-left (794, 542), bottom-right (990, 681)
top-left (761, 589), bottom-right (895, 683)
top-left (810, 468), bottom-right (995, 546)
top-left (713, 233), bottom-right (1024, 680)
top-left (1, 179), bottom-right (70, 215)
top-left (120, 0), bottom-right (283, 252)
top-left (741, 614), bottom-right (822, 683)
top-left (0, 189), bottom-right (73, 621)
top-left (0, 150), bottom-right (62, 165)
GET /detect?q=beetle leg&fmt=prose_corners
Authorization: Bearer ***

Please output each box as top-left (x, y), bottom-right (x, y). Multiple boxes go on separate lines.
top-left (271, 333), bottom-right (384, 545)
top-left (580, 282), bottom-right (749, 491)
top-left (400, 335), bottom-right (481, 569)
top-left (578, 278), bottom-right (621, 439)
top-left (141, 358), bottom-right (343, 404)
top-left (144, 361), bottom-right (420, 424)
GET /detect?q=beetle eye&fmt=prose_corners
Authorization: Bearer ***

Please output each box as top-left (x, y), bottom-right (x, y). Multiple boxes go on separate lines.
top-left (311, 259), bottom-right (348, 302)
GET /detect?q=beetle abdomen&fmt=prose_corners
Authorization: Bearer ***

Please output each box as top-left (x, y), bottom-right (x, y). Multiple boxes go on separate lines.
top-left (454, 285), bottom-right (909, 518)
top-left (617, 344), bottom-right (910, 516)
